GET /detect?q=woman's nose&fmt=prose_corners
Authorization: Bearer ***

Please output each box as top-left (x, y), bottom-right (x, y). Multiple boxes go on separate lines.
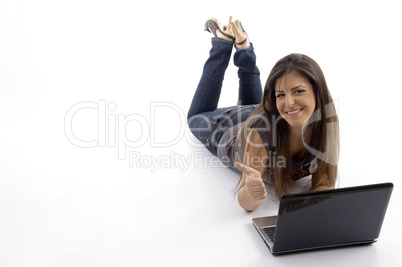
top-left (286, 94), bottom-right (295, 107)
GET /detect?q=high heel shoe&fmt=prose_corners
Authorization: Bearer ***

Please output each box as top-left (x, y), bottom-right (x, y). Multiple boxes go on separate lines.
top-left (204, 17), bottom-right (234, 40)
top-left (231, 20), bottom-right (248, 45)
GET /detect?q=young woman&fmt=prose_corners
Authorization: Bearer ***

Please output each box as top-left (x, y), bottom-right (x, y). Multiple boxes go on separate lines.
top-left (187, 17), bottom-right (339, 211)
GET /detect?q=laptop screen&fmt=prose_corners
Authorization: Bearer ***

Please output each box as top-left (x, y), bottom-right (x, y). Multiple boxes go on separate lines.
top-left (273, 183), bottom-right (393, 252)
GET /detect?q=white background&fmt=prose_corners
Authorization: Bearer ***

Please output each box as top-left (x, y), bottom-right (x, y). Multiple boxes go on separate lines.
top-left (1, 0), bottom-right (401, 266)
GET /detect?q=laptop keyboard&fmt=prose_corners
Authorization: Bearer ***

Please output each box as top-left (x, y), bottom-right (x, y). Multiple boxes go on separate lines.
top-left (263, 227), bottom-right (276, 242)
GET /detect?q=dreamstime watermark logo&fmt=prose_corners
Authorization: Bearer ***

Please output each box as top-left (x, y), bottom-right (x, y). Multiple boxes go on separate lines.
top-left (64, 99), bottom-right (339, 172)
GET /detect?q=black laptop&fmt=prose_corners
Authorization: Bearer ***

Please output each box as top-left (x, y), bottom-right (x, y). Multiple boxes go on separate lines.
top-left (252, 182), bottom-right (393, 255)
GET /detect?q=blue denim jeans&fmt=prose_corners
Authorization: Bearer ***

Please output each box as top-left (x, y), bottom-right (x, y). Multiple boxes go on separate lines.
top-left (187, 38), bottom-right (262, 155)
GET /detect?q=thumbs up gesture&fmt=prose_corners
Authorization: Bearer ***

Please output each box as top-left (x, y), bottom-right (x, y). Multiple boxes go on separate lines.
top-left (235, 162), bottom-right (267, 200)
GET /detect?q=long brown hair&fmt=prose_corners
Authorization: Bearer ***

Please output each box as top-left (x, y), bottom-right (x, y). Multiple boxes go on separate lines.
top-left (235, 53), bottom-right (339, 198)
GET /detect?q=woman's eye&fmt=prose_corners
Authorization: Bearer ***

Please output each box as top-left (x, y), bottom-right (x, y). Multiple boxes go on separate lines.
top-left (276, 94), bottom-right (285, 98)
top-left (295, 90), bottom-right (305, 94)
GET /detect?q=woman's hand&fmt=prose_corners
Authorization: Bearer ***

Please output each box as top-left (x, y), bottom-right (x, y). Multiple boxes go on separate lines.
top-left (235, 162), bottom-right (267, 201)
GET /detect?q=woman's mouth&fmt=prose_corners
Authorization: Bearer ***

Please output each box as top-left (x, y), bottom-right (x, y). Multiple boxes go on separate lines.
top-left (286, 108), bottom-right (303, 116)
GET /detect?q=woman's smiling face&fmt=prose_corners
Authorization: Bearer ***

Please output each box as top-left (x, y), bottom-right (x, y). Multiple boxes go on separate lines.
top-left (275, 71), bottom-right (316, 129)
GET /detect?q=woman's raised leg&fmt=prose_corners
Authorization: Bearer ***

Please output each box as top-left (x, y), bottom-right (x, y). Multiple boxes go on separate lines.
top-left (234, 45), bottom-right (262, 105)
top-left (187, 38), bottom-right (233, 119)
top-left (231, 21), bottom-right (263, 105)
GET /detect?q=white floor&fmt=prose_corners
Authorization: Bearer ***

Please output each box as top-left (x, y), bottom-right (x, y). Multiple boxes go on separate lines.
top-left (1, 1), bottom-right (402, 266)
